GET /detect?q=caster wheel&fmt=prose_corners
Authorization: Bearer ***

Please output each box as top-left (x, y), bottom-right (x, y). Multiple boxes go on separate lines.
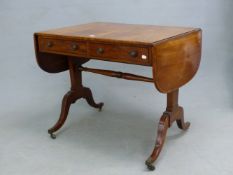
top-left (48, 130), bottom-right (56, 139)
top-left (145, 159), bottom-right (155, 171)
top-left (98, 103), bottom-right (104, 111)
top-left (147, 164), bottom-right (155, 171)
top-left (50, 133), bottom-right (56, 139)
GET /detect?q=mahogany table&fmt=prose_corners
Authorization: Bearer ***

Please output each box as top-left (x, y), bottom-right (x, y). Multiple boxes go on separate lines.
top-left (34, 22), bottom-right (202, 170)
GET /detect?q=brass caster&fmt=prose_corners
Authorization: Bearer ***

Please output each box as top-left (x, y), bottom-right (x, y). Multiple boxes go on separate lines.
top-left (145, 158), bottom-right (155, 171)
top-left (50, 133), bottom-right (56, 139)
top-left (48, 130), bottom-right (56, 139)
top-left (98, 102), bottom-right (104, 111)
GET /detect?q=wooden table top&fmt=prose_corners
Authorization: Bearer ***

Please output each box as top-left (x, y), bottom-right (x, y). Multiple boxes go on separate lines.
top-left (35, 22), bottom-right (201, 93)
top-left (37, 22), bottom-right (199, 45)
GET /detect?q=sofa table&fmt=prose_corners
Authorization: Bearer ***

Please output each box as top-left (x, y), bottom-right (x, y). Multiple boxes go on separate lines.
top-left (34, 22), bottom-right (202, 170)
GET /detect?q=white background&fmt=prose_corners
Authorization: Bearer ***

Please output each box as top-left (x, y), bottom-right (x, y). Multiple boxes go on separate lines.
top-left (0, 0), bottom-right (233, 174)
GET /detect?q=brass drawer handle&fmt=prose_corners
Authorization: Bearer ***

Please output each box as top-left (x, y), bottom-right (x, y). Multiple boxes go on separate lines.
top-left (129, 50), bottom-right (138, 58)
top-left (47, 41), bottom-right (53, 48)
top-left (97, 47), bottom-right (104, 54)
top-left (71, 43), bottom-right (78, 51)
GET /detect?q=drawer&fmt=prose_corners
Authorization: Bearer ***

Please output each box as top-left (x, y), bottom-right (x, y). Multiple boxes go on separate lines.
top-left (89, 43), bottom-right (150, 65)
top-left (38, 37), bottom-right (87, 56)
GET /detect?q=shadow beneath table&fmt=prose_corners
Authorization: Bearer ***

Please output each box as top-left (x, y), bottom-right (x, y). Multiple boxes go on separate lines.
top-left (11, 96), bottom-right (191, 168)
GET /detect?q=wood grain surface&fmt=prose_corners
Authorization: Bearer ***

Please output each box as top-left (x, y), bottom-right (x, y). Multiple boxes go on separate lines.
top-left (36, 22), bottom-right (197, 45)
top-left (34, 22), bottom-right (202, 92)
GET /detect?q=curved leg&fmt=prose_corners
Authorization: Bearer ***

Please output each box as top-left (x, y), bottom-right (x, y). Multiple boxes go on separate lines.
top-left (48, 91), bottom-right (79, 139)
top-left (145, 114), bottom-right (169, 170)
top-left (83, 87), bottom-right (104, 111)
top-left (48, 59), bottom-right (104, 139)
top-left (176, 107), bottom-right (190, 130)
top-left (145, 89), bottom-right (190, 170)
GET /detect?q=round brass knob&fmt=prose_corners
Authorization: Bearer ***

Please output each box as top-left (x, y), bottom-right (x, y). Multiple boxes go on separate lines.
top-left (129, 50), bottom-right (138, 57)
top-left (97, 47), bottom-right (104, 54)
top-left (47, 41), bottom-right (53, 48)
top-left (71, 43), bottom-right (78, 51)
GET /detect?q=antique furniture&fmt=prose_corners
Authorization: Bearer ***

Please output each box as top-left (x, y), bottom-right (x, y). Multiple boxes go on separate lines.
top-left (34, 22), bottom-right (202, 170)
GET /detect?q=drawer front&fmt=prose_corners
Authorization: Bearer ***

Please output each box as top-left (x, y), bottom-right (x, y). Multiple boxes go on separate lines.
top-left (38, 37), bottom-right (87, 56)
top-left (89, 43), bottom-right (150, 65)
